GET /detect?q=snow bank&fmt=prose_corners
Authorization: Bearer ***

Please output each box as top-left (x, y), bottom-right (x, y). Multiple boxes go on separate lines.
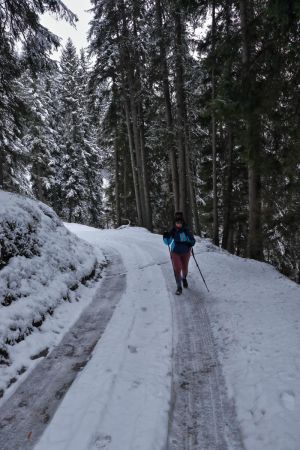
top-left (0, 191), bottom-right (104, 401)
top-left (196, 239), bottom-right (300, 450)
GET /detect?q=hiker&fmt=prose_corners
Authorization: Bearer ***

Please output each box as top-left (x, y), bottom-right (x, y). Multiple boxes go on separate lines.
top-left (163, 212), bottom-right (195, 295)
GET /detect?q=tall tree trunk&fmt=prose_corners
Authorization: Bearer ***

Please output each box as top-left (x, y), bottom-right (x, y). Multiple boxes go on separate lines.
top-left (222, 0), bottom-right (234, 252)
top-left (120, 0), bottom-right (151, 229)
top-left (174, 5), bottom-right (188, 220)
top-left (0, 148), bottom-right (5, 189)
top-left (187, 158), bottom-right (200, 234)
top-left (211, 0), bottom-right (219, 245)
top-left (114, 132), bottom-right (121, 228)
top-left (239, 0), bottom-right (263, 260)
top-left (138, 103), bottom-right (153, 230)
top-left (222, 127), bottom-right (233, 250)
top-left (247, 115), bottom-right (262, 258)
top-left (131, 4), bottom-right (152, 230)
top-left (123, 152), bottom-right (128, 221)
top-left (155, 0), bottom-right (179, 211)
top-left (123, 95), bottom-right (143, 226)
top-left (190, 157), bottom-right (201, 235)
top-left (118, 0), bottom-right (143, 226)
top-left (185, 128), bottom-right (199, 233)
top-left (127, 66), bottom-right (146, 226)
top-left (37, 163), bottom-right (43, 201)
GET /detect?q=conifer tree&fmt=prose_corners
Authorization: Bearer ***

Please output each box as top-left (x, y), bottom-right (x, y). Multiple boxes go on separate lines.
top-left (57, 39), bottom-right (87, 222)
top-left (0, 0), bottom-right (76, 191)
top-left (77, 49), bottom-right (103, 226)
top-left (20, 70), bottom-right (58, 201)
top-left (86, 0), bottom-right (300, 281)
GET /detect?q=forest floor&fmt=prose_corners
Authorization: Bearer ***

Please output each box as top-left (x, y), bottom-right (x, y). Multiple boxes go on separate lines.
top-left (0, 225), bottom-right (299, 450)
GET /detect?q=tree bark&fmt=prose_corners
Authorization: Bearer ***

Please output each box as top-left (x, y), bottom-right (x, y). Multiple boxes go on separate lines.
top-left (123, 155), bottom-right (128, 220)
top-left (222, 0), bottom-right (234, 252)
top-left (0, 148), bottom-right (5, 189)
top-left (222, 127), bottom-right (233, 250)
top-left (155, 0), bottom-right (179, 212)
top-left (123, 94), bottom-right (143, 226)
top-left (114, 132), bottom-right (121, 228)
top-left (187, 153), bottom-right (200, 234)
top-left (118, 0), bottom-right (143, 226)
top-left (119, 0), bottom-right (152, 230)
top-left (36, 162), bottom-right (43, 201)
top-left (138, 102), bottom-right (153, 230)
top-left (211, 0), bottom-right (219, 246)
top-left (239, 0), bottom-right (263, 260)
top-left (132, 4), bottom-right (152, 230)
top-left (174, 5), bottom-right (188, 220)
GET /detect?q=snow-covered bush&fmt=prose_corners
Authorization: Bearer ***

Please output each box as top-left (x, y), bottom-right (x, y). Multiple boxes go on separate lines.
top-left (0, 191), bottom-right (99, 369)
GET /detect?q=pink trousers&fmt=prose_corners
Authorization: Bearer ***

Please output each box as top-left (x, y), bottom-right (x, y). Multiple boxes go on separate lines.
top-left (171, 251), bottom-right (191, 286)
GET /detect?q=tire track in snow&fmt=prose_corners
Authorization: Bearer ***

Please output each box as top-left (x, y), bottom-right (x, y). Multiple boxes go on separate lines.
top-left (99, 235), bottom-right (244, 450)
top-left (164, 273), bottom-right (245, 450)
top-left (0, 248), bottom-right (125, 450)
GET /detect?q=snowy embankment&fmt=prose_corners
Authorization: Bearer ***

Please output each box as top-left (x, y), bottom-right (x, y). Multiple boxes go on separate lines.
top-left (203, 243), bottom-right (300, 450)
top-left (0, 191), bottom-right (105, 403)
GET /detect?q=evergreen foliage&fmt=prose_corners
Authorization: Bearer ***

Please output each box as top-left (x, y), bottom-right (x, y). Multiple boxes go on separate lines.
top-left (0, 0), bottom-right (76, 192)
top-left (88, 0), bottom-right (300, 282)
top-left (0, 0), bottom-right (299, 282)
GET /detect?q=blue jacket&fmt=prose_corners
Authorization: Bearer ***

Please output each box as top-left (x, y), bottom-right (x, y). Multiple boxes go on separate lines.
top-left (163, 227), bottom-right (195, 254)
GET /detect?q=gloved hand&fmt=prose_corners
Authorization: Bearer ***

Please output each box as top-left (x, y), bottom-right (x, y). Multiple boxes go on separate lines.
top-left (163, 231), bottom-right (170, 239)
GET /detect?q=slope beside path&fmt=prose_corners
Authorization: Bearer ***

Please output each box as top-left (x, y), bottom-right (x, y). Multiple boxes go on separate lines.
top-left (0, 248), bottom-right (125, 450)
top-left (0, 192), bottom-right (103, 403)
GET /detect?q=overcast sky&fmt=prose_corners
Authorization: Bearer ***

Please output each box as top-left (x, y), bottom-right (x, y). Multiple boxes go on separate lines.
top-left (41, 0), bottom-right (93, 58)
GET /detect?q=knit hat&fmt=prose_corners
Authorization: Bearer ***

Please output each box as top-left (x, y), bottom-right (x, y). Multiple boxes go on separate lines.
top-left (174, 211), bottom-right (185, 224)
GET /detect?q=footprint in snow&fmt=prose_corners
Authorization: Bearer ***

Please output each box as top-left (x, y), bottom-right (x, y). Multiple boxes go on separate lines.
top-left (132, 380), bottom-right (141, 389)
top-left (93, 433), bottom-right (112, 449)
top-left (128, 345), bottom-right (138, 353)
top-left (280, 391), bottom-right (295, 411)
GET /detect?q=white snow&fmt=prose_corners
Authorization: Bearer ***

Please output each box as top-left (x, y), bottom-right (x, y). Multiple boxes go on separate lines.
top-left (0, 192), bottom-right (105, 404)
top-left (1, 215), bottom-right (299, 449)
top-left (202, 242), bottom-right (300, 450)
top-left (34, 224), bottom-right (173, 450)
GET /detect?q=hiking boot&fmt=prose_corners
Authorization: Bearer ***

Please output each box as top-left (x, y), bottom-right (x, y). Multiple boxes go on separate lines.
top-left (175, 287), bottom-right (182, 295)
top-left (182, 278), bottom-right (188, 288)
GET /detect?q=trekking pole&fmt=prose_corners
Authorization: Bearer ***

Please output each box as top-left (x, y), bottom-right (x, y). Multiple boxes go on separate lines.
top-left (191, 248), bottom-right (209, 292)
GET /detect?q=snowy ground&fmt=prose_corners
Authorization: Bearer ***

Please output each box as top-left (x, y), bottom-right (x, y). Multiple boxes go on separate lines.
top-left (34, 225), bottom-right (300, 450)
top-left (0, 218), bottom-right (299, 449)
top-left (33, 225), bottom-right (173, 450)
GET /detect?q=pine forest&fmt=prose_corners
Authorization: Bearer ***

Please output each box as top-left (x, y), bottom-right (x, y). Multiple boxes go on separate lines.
top-left (0, 0), bottom-right (299, 283)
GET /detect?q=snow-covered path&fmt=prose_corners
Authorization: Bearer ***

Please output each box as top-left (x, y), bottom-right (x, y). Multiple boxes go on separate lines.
top-left (0, 225), bottom-right (299, 450)
top-left (31, 225), bottom-right (242, 450)
top-left (165, 277), bottom-right (244, 450)
top-left (33, 226), bottom-right (174, 450)
top-left (124, 233), bottom-right (243, 449)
